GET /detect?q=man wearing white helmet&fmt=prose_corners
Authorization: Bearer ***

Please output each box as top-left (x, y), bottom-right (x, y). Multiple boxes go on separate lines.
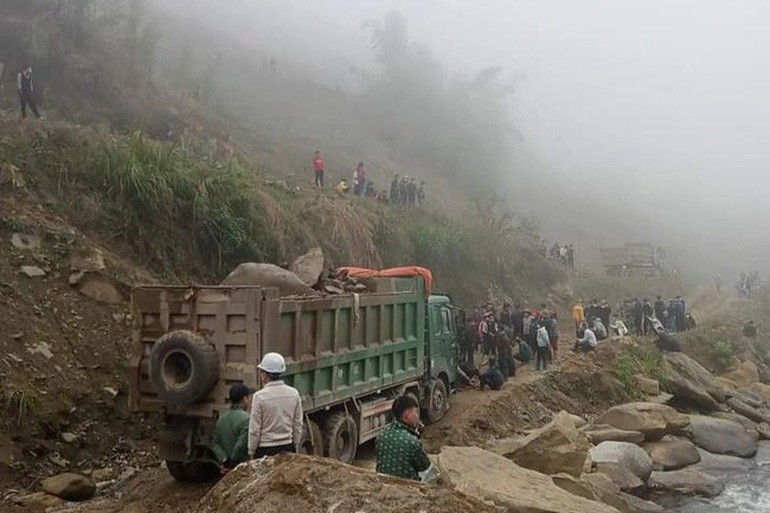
top-left (247, 352), bottom-right (304, 458)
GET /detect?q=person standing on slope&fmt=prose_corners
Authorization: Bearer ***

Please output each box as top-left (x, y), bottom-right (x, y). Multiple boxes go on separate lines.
top-left (248, 352), bottom-right (304, 458)
top-left (312, 150), bottom-right (325, 187)
top-left (17, 66), bottom-right (41, 119)
top-left (572, 300), bottom-right (585, 336)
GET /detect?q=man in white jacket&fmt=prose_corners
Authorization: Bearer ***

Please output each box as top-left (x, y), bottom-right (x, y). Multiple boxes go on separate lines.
top-left (248, 352), bottom-right (304, 458)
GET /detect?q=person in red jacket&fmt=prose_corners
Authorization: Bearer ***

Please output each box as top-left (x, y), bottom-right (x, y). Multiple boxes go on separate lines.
top-left (313, 150), bottom-right (325, 187)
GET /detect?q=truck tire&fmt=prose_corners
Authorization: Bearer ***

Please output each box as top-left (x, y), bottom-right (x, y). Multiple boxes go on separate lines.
top-left (298, 420), bottom-right (324, 456)
top-left (324, 412), bottom-right (358, 464)
top-left (166, 460), bottom-right (219, 483)
top-left (426, 379), bottom-right (448, 423)
top-left (150, 330), bottom-right (219, 405)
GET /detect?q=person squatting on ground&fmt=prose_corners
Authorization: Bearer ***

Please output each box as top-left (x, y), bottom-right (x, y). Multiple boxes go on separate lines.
top-left (213, 383), bottom-right (254, 470)
top-left (375, 395), bottom-right (431, 480)
top-left (248, 352), bottom-right (304, 458)
top-left (18, 66), bottom-right (41, 119)
top-left (312, 150), bottom-right (325, 187)
top-left (574, 322), bottom-right (597, 353)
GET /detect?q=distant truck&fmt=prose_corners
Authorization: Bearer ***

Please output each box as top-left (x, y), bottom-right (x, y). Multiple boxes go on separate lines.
top-left (599, 243), bottom-right (665, 276)
top-left (127, 272), bottom-right (458, 481)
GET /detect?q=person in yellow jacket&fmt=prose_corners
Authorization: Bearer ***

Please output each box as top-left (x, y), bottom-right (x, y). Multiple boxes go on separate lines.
top-left (572, 300), bottom-right (585, 336)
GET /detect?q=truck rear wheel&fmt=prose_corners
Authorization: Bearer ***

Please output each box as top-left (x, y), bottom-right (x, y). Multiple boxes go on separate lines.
top-left (150, 330), bottom-right (219, 405)
top-left (298, 419), bottom-right (324, 456)
top-left (426, 378), bottom-right (448, 423)
top-left (166, 460), bottom-right (219, 483)
top-left (324, 412), bottom-right (358, 464)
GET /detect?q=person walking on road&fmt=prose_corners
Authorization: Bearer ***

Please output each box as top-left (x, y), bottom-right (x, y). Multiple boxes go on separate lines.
top-left (17, 66), bottom-right (41, 119)
top-left (248, 352), bottom-right (304, 458)
top-left (213, 383), bottom-right (254, 470)
top-left (312, 150), bottom-right (325, 187)
top-left (375, 395), bottom-right (431, 480)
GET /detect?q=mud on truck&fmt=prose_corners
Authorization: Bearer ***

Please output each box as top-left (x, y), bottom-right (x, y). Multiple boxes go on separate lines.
top-left (127, 272), bottom-right (459, 481)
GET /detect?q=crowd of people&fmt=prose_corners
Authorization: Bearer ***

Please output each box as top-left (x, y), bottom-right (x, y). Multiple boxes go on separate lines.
top-left (312, 150), bottom-right (427, 206)
top-left (548, 243), bottom-right (575, 269)
top-left (736, 270), bottom-right (760, 297)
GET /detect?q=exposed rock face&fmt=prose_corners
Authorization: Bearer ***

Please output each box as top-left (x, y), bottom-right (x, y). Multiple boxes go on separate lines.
top-left (688, 415), bottom-right (758, 458)
top-left (596, 403), bottom-right (689, 441)
top-left (648, 468), bottom-right (725, 497)
top-left (41, 473), bottom-right (96, 501)
top-left (495, 411), bottom-right (591, 477)
top-left (710, 411), bottom-right (758, 431)
top-left (643, 439), bottom-right (700, 471)
top-left (289, 248), bottom-right (324, 287)
top-left (437, 446), bottom-right (620, 513)
top-left (221, 263), bottom-right (315, 296)
top-left (590, 441), bottom-right (654, 481)
top-left (666, 374), bottom-right (720, 411)
top-left (554, 473), bottom-right (664, 513)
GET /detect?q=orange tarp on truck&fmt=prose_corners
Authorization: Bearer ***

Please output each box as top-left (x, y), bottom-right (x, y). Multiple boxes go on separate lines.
top-left (338, 266), bottom-right (434, 295)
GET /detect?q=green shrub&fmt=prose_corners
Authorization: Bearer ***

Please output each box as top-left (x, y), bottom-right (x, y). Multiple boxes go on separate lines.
top-left (712, 341), bottom-right (733, 372)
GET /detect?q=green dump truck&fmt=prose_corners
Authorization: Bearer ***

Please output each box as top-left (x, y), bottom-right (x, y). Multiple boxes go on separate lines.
top-left (127, 274), bottom-right (458, 481)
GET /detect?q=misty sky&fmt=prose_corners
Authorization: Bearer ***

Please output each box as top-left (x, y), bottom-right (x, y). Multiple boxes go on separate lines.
top-left (157, 0), bottom-right (770, 276)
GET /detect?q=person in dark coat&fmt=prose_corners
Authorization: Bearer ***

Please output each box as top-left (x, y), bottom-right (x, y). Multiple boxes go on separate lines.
top-left (17, 66), bottom-right (41, 119)
top-left (654, 296), bottom-right (666, 320)
top-left (642, 298), bottom-right (654, 335)
top-left (631, 299), bottom-right (644, 336)
top-left (390, 174), bottom-right (400, 204)
top-left (599, 300), bottom-right (611, 330)
top-left (479, 359), bottom-right (504, 390)
top-left (674, 296), bottom-right (686, 332)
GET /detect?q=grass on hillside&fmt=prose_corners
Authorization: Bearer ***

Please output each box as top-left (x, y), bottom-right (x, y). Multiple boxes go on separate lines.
top-left (0, 123), bottom-right (561, 303)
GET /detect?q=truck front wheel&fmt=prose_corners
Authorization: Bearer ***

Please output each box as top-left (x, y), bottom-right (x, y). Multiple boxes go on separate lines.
top-left (324, 412), bottom-right (358, 464)
top-left (426, 379), bottom-right (448, 423)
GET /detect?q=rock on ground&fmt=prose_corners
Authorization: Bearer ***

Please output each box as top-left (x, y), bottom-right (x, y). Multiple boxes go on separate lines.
top-left (41, 472), bottom-right (96, 501)
top-left (756, 441), bottom-right (770, 464)
top-left (590, 441), bottom-right (654, 481)
top-left (494, 411), bottom-right (591, 477)
top-left (693, 448), bottom-right (757, 475)
top-left (289, 247), bottom-right (325, 287)
top-left (583, 425), bottom-right (645, 445)
top-left (11, 232), bottom-right (41, 250)
top-left (597, 402), bottom-right (689, 441)
top-left (666, 374), bottom-right (720, 411)
top-left (633, 375), bottom-right (660, 396)
top-left (196, 453), bottom-right (499, 513)
top-left (710, 411), bottom-right (758, 432)
top-left (12, 491), bottom-right (63, 509)
top-left (688, 415), bottom-right (758, 457)
top-left (663, 352), bottom-right (729, 403)
top-left (749, 382), bottom-right (770, 406)
top-left (726, 397), bottom-right (770, 424)
top-left (69, 271), bottom-right (129, 304)
top-left (221, 263), bottom-right (315, 296)
top-left (437, 446), bottom-right (620, 513)
top-left (643, 439), bottom-right (700, 471)
top-left (648, 468), bottom-right (725, 497)
top-left (591, 462), bottom-right (646, 494)
top-left (554, 473), bottom-right (663, 513)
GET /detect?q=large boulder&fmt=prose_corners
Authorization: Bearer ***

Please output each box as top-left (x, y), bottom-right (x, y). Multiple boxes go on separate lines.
top-left (41, 473), bottom-right (96, 501)
top-left (749, 382), bottom-right (770, 406)
top-left (643, 439), bottom-right (700, 470)
top-left (289, 248), bottom-right (325, 287)
top-left (726, 397), bottom-right (770, 424)
top-left (688, 415), bottom-right (758, 457)
top-left (69, 272), bottom-right (128, 304)
top-left (590, 442), bottom-right (654, 481)
top-left (221, 263), bottom-right (315, 296)
top-left (579, 473), bottom-right (664, 513)
top-left (596, 403), bottom-right (689, 441)
top-left (692, 448), bottom-right (757, 475)
top-left (633, 375), bottom-right (660, 396)
top-left (495, 411), bottom-right (591, 477)
top-left (583, 425), bottom-right (645, 445)
top-left (756, 440), bottom-right (770, 464)
top-left (648, 468), bottom-right (724, 497)
top-left (665, 374), bottom-right (720, 412)
top-left (437, 446), bottom-right (620, 513)
top-left (711, 411), bottom-right (758, 431)
top-left (663, 352), bottom-right (729, 403)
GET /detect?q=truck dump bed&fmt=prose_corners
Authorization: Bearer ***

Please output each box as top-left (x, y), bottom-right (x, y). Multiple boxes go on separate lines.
top-left (128, 277), bottom-right (426, 418)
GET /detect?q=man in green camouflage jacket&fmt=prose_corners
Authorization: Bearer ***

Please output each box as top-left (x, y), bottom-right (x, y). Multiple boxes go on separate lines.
top-left (375, 395), bottom-right (431, 480)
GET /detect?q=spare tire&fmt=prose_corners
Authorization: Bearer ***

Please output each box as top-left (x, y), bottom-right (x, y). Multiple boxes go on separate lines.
top-left (150, 330), bottom-right (219, 405)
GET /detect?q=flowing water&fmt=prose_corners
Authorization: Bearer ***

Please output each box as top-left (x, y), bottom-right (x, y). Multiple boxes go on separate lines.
top-left (663, 463), bottom-right (770, 513)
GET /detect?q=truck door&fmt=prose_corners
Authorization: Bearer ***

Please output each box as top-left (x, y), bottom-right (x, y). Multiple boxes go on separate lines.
top-left (426, 300), bottom-right (458, 386)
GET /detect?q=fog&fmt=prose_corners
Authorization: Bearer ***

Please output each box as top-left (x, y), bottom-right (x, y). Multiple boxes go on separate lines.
top-left (154, 0), bottom-right (770, 282)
